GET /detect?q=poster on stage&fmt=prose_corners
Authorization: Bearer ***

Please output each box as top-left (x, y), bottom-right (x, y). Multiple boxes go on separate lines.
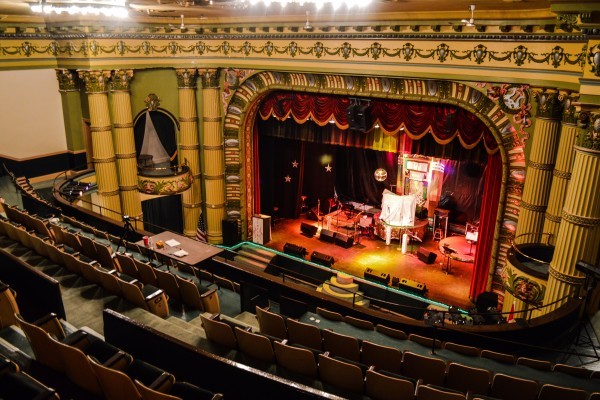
top-left (379, 190), bottom-right (416, 226)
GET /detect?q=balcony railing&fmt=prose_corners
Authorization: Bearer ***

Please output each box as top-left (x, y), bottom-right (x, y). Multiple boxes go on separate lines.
top-left (137, 164), bottom-right (192, 195)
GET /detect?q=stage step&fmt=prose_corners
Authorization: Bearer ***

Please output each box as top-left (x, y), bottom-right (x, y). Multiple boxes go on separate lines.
top-left (233, 255), bottom-right (268, 271)
top-left (237, 249), bottom-right (273, 265)
top-left (317, 283), bottom-right (370, 307)
top-left (239, 244), bottom-right (276, 262)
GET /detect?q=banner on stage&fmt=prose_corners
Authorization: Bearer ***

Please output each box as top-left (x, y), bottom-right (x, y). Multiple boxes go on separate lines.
top-left (379, 190), bottom-right (416, 227)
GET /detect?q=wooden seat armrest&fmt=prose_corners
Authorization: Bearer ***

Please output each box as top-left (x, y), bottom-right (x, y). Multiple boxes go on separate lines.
top-left (62, 330), bottom-right (90, 349)
top-left (89, 260), bottom-right (99, 267)
top-left (107, 269), bottom-right (118, 275)
top-left (148, 372), bottom-right (175, 392)
top-left (145, 289), bottom-right (165, 301)
top-left (245, 326), bottom-right (253, 332)
top-left (280, 339), bottom-right (288, 345)
top-left (211, 394), bottom-right (224, 400)
top-left (208, 313), bottom-right (220, 321)
top-left (200, 288), bottom-right (217, 299)
top-left (33, 313), bottom-right (66, 340)
top-left (102, 351), bottom-right (133, 370)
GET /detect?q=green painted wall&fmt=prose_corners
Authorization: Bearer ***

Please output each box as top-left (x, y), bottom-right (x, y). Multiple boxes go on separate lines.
top-left (130, 68), bottom-right (180, 119)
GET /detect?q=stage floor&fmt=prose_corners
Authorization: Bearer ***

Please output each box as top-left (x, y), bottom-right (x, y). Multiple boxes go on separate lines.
top-left (266, 217), bottom-right (475, 310)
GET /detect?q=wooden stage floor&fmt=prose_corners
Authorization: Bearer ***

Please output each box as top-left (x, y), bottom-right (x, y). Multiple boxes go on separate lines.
top-left (265, 217), bottom-right (476, 310)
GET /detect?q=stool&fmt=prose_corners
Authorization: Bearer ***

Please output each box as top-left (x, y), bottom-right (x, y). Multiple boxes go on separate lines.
top-left (433, 228), bottom-right (443, 242)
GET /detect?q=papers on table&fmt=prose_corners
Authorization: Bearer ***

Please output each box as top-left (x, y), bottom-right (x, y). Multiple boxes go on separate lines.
top-left (165, 239), bottom-right (181, 247)
top-left (173, 249), bottom-right (189, 258)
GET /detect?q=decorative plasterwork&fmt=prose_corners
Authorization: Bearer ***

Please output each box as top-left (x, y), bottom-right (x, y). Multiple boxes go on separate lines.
top-left (55, 68), bottom-right (79, 92)
top-left (77, 69), bottom-right (111, 93)
top-left (502, 266), bottom-right (546, 306)
top-left (576, 111), bottom-right (600, 151)
top-left (175, 68), bottom-right (198, 89)
top-left (532, 88), bottom-right (564, 119)
top-left (110, 69), bottom-right (133, 91)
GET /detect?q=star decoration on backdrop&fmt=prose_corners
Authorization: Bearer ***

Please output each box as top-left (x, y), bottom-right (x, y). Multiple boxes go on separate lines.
top-left (284, 175), bottom-right (292, 183)
top-left (292, 160), bottom-right (299, 168)
top-left (325, 163), bottom-right (333, 172)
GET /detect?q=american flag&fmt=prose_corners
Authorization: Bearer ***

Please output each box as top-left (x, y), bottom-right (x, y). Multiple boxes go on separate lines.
top-left (196, 212), bottom-right (207, 243)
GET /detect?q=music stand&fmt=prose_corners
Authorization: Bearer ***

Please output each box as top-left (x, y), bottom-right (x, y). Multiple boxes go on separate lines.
top-left (466, 231), bottom-right (478, 255)
top-left (442, 244), bottom-right (456, 274)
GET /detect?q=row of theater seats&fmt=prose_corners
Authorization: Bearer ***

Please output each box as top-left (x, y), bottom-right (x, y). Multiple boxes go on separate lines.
top-left (16, 311), bottom-right (223, 400)
top-left (2, 165), bottom-right (57, 212)
top-left (0, 357), bottom-right (59, 400)
top-left (248, 306), bottom-right (600, 400)
top-left (1, 277), bottom-right (223, 400)
top-left (0, 205), bottom-right (223, 317)
top-left (313, 306), bottom-right (600, 379)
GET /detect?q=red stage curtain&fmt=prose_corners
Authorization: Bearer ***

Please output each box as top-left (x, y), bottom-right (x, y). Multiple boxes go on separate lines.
top-left (258, 92), bottom-right (497, 154)
top-left (469, 151), bottom-right (502, 300)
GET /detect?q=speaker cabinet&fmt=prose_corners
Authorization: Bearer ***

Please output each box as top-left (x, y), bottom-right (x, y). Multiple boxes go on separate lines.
top-left (319, 229), bottom-right (335, 243)
top-left (283, 242), bottom-right (307, 258)
top-left (222, 218), bottom-right (240, 247)
top-left (310, 251), bottom-right (334, 268)
top-left (417, 247), bottom-right (437, 264)
top-left (398, 278), bottom-right (427, 295)
top-left (364, 267), bottom-right (390, 285)
top-left (300, 222), bottom-right (318, 237)
top-left (334, 232), bottom-right (354, 248)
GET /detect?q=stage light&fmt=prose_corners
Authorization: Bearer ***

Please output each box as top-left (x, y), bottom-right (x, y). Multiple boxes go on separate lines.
top-left (374, 168), bottom-right (387, 182)
top-left (30, 1), bottom-right (129, 18)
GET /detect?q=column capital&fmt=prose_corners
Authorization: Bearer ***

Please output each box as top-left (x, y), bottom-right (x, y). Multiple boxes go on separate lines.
top-left (531, 88), bottom-right (563, 120)
top-left (110, 69), bottom-right (134, 91)
top-left (77, 70), bottom-right (111, 93)
top-left (175, 68), bottom-right (198, 89)
top-left (559, 91), bottom-right (580, 125)
top-left (55, 69), bottom-right (79, 92)
top-left (198, 68), bottom-right (219, 88)
top-left (575, 108), bottom-right (600, 152)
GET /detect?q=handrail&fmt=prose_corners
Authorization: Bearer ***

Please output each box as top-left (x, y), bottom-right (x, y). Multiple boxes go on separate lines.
top-left (138, 163), bottom-right (190, 174)
top-left (511, 232), bottom-right (555, 265)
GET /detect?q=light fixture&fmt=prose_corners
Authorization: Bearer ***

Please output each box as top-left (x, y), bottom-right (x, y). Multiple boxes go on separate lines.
top-left (374, 168), bottom-right (387, 182)
top-left (30, 0), bottom-right (129, 18)
top-left (238, 0), bottom-right (371, 9)
top-left (329, 117), bottom-right (335, 124)
top-left (374, 122), bottom-right (380, 129)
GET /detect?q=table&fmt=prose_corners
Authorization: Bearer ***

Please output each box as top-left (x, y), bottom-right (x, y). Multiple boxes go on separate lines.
top-left (136, 231), bottom-right (222, 266)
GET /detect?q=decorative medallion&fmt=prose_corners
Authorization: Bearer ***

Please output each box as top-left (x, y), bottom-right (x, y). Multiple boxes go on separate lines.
top-left (498, 84), bottom-right (530, 115)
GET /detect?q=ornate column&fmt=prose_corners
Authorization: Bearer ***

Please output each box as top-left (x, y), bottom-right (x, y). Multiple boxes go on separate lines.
top-left (55, 69), bottom-right (85, 166)
top-left (176, 69), bottom-right (202, 237)
top-left (543, 93), bottom-right (580, 238)
top-left (542, 108), bottom-right (600, 315)
top-left (515, 89), bottom-right (563, 242)
top-left (199, 68), bottom-right (225, 244)
top-left (77, 70), bottom-right (122, 221)
top-left (109, 69), bottom-right (143, 229)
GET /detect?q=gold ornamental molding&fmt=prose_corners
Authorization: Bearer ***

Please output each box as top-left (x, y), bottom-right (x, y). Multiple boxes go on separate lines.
top-left (553, 169), bottom-right (571, 179)
top-left (115, 152), bottom-right (136, 159)
top-left (527, 160), bottom-right (554, 171)
top-left (198, 68), bottom-right (219, 88)
top-left (182, 202), bottom-right (203, 209)
top-left (179, 116), bottom-right (198, 123)
top-left (176, 68), bottom-right (198, 89)
top-left (92, 157), bottom-right (117, 164)
top-left (179, 144), bottom-right (200, 150)
top-left (203, 116), bottom-right (223, 123)
top-left (113, 122), bottom-right (134, 129)
top-left (55, 69), bottom-right (79, 92)
top-left (110, 69), bottom-right (134, 91)
top-left (520, 201), bottom-right (547, 213)
top-left (90, 125), bottom-right (112, 133)
top-left (203, 145), bottom-right (223, 150)
top-left (77, 70), bottom-right (111, 93)
top-left (119, 184), bottom-right (138, 191)
top-left (98, 189), bottom-right (120, 197)
top-left (206, 202), bottom-right (226, 209)
top-left (561, 211), bottom-right (600, 227)
top-left (204, 173), bottom-right (225, 180)
top-left (548, 265), bottom-right (586, 285)
top-left (544, 212), bottom-right (561, 223)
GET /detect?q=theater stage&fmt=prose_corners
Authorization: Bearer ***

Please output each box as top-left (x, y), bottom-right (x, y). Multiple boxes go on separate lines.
top-left (265, 217), bottom-right (476, 310)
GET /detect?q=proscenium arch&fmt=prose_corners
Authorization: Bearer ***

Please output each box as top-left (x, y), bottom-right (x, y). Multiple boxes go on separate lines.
top-left (224, 71), bottom-right (517, 293)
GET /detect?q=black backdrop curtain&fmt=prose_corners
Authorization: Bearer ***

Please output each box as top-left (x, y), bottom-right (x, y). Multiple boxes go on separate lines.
top-left (141, 195), bottom-right (183, 234)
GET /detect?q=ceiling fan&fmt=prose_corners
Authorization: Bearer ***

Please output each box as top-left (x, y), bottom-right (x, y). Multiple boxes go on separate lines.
top-left (461, 4), bottom-right (476, 27)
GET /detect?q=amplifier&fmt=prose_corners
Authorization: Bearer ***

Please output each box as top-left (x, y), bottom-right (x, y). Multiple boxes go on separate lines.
top-left (334, 232), bottom-right (354, 248)
top-left (364, 267), bottom-right (390, 285)
top-left (283, 242), bottom-right (307, 258)
top-left (300, 222), bottom-right (318, 237)
top-left (319, 228), bottom-right (336, 243)
top-left (417, 247), bottom-right (437, 264)
top-left (398, 278), bottom-right (427, 296)
top-left (310, 251), bottom-right (335, 268)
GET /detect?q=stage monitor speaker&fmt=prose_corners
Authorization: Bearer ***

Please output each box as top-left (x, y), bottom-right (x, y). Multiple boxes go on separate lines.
top-left (398, 278), bottom-right (427, 296)
top-left (364, 267), bottom-right (390, 285)
top-left (222, 218), bottom-right (240, 247)
top-left (476, 291), bottom-right (498, 313)
top-left (300, 222), bottom-right (318, 237)
top-left (334, 232), bottom-right (354, 248)
top-left (417, 247), bottom-right (437, 264)
top-left (319, 229), bottom-right (335, 243)
top-left (283, 242), bottom-right (307, 259)
top-left (310, 251), bottom-right (335, 268)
